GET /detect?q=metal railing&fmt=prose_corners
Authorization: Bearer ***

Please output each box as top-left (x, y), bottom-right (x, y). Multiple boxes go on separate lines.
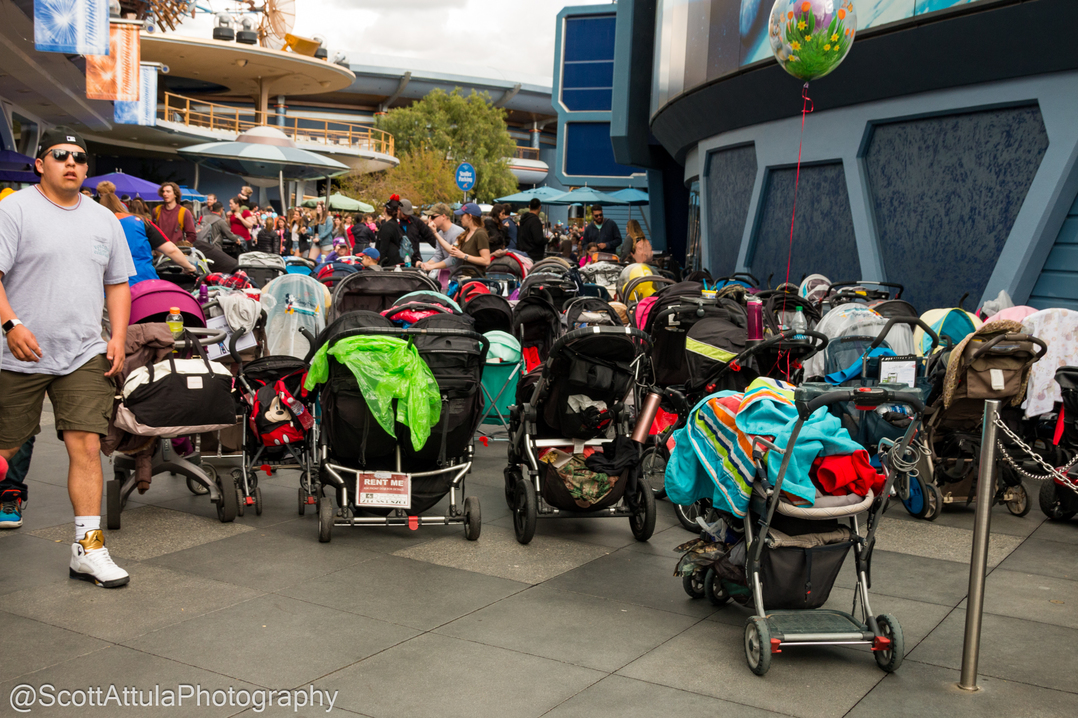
top-left (158, 92), bottom-right (395, 157)
top-left (513, 146), bottom-right (540, 160)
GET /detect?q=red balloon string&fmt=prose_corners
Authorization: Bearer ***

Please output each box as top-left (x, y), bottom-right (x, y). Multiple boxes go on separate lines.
top-left (778, 82), bottom-right (814, 363)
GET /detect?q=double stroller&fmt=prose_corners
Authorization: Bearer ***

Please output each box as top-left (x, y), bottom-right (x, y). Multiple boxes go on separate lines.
top-left (673, 381), bottom-right (924, 676)
top-left (505, 325), bottom-right (657, 544)
top-left (306, 273), bottom-right (487, 542)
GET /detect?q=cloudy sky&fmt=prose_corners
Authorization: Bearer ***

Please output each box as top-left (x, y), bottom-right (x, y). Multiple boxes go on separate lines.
top-left (170, 0), bottom-right (609, 86)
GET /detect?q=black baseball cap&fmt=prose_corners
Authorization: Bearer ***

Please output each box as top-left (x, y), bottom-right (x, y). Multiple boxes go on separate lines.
top-left (36, 126), bottom-right (88, 158)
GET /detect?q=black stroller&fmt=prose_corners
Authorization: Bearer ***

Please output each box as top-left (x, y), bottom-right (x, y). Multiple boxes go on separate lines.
top-left (310, 310), bottom-right (489, 542)
top-left (505, 325), bottom-right (656, 544)
top-left (329, 268), bottom-right (440, 320)
top-left (1038, 367), bottom-right (1078, 519)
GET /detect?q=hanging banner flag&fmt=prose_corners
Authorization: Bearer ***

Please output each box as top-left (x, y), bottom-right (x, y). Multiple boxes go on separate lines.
top-left (114, 64), bottom-right (158, 126)
top-left (34, 0), bottom-right (111, 55)
top-left (86, 23), bottom-right (140, 102)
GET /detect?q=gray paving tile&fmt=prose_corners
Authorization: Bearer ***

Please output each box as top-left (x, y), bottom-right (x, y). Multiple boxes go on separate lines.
top-left (124, 593), bottom-right (418, 688)
top-left (0, 564), bottom-right (260, 643)
top-left (146, 524), bottom-right (377, 592)
top-left (149, 482), bottom-right (305, 528)
top-left (393, 524), bottom-right (611, 584)
top-left (1029, 518), bottom-right (1078, 545)
top-left (436, 584), bottom-right (698, 672)
top-left (543, 549), bottom-right (719, 618)
top-left (968, 569), bottom-right (1078, 629)
top-left (846, 658), bottom-right (1076, 717)
top-left (489, 513), bottom-right (653, 549)
top-left (277, 554), bottom-right (528, 631)
top-left (0, 644), bottom-right (260, 718)
top-left (29, 505), bottom-right (253, 561)
top-left (0, 534), bottom-right (78, 596)
top-left (835, 550), bottom-right (972, 607)
top-left (996, 537), bottom-right (1078, 580)
top-left (884, 494), bottom-right (1045, 538)
top-left (872, 518), bottom-right (1023, 567)
top-left (618, 620), bottom-right (887, 718)
top-left (318, 632), bottom-right (604, 718)
top-left (908, 609), bottom-right (1078, 694)
top-left (620, 523), bottom-right (699, 558)
top-left (544, 674), bottom-right (785, 718)
top-left (0, 611), bottom-right (110, 683)
top-left (266, 512), bottom-right (440, 554)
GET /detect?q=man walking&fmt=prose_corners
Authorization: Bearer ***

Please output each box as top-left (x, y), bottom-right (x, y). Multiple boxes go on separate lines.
top-left (581, 205), bottom-right (622, 253)
top-left (517, 197), bottom-right (546, 263)
top-left (153, 182), bottom-right (196, 246)
top-left (0, 127), bottom-right (135, 587)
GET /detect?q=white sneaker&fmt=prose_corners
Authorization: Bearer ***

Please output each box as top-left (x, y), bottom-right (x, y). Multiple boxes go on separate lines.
top-left (69, 530), bottom-right (130, 588)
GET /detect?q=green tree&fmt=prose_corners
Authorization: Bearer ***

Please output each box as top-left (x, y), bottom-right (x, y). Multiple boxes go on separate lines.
top-left (338, 147), bottom-right (461, 210)
top-left (375, 88), bottom-right (518, 202)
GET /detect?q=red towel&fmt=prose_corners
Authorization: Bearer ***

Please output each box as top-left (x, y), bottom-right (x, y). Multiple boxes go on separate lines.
top-left (522, 346), bottom-right (542, 373)
top-left (810, 450), bottom-right (885, 497)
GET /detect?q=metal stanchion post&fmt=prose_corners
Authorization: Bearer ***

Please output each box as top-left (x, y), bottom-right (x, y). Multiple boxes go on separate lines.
top-left (958, 398), bottom-right (1001, 691)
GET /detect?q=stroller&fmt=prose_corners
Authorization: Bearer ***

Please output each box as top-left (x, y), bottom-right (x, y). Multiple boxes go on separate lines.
top-left (237, 252), bottom-right (287, 289)
top-left (285, 256), bottom-right (316, 275)
top-left (512, 291), bottom-right (561, 373)
top-left (329, 268), bottom-right (439, 320)
top-left (309, 310), bottom-right (489, 542)
top-left (518, 258), bottom-right (580, 310)
top-left (259, 274), bottom-right (330, 360)
top-left (579, 259), bottom-right (624, 299)
top-left (463, 292), bottom-right (513, 335)
top-left (316, 261), bottom-right (359, 290)
top-left (1038, 367), bottom-right (1078, 520)
top-left (487, 252), bottom-right (528, 294)
top-left (478, 330), bottom-right (524, 437)
top-left (562, 297), bottom-right (622, 331)
top-left (923, 321), bottom-right (1046, 516)
top-left (675, 382), bottom-right (924, 676)
top-left (505, 325), bottom-right (656, 544)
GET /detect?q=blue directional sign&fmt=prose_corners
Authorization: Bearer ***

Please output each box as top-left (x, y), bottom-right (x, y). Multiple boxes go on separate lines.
top-left (455, 162), bottom-right (476, 192)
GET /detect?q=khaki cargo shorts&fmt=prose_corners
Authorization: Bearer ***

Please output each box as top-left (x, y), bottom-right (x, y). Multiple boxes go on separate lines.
top-left (0, 354), bottom-right (114, 448)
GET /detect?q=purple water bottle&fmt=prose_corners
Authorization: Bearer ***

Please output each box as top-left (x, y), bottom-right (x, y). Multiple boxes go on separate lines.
top-left (747, 299), bottom-right (764, 341)
top-left (199, 284), bottom-right (209, 305)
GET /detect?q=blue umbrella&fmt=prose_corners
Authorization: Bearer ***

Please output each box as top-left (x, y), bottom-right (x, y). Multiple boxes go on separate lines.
top-left (545, 186), bottom-right (628, 206)
top-left (609, 188), bottom-right (649, 206)
top-left (84, 171), bottom-right (161, 198)
top-left (178, 186), bottom-right (208, 202)
top-left (495, 186), bottom-right (568, 203)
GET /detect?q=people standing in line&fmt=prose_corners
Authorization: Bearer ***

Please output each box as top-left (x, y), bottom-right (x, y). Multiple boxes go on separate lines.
top-left (228, 196), bottom-right (256, 246)
top-left (417, 203), bottom-right (464, 273)
top-left (376, 196), bottom-right (404, 266)
top-left (97, 181), bottom-right (195, 284)
top-left (348, 212), bottom-right (375, 250)
top-left (255, 216), bottom-right (279, 254)
top-left (398, 198), bottom-right (434, 264)
top-left (581, 205), bottom-right (622, 253)
top-left (517, 197), bottom-right (546, 263)
top-left (0, 127), bottom-right (135, 587)
top-left (152, 182), bottom-right (196, 246)
top-left (449, 203), bottom-right (491, 277)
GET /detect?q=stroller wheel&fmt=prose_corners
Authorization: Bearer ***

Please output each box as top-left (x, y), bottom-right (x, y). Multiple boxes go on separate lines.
top-left (744, 617), bottom-right (772, 676)
top-left (318, 490), bottom-right (334, 543)
top-left (674, 500), bottom-right (714, 533)
top-left (641, 447), bottom-right (667, 500)
top-left (298, 487), bottom-right (307, 516)
top-left (902, 474), bottom-right (932, 519)
top-left (1004, 483), bottom-right (1031, 517)
top-left (463, 496), bottom-right (481, 541)
top-left (504, 467), bottom-right (522, 510)
top-left (923, 481), bottom-right (943, 521)
top-left (216, 473), bottom-right (238, 523)
top-left (704, 568), bottom-right (730, 606)
top-left (682, 571), bottom-right (705, 599)
top-left (254, 486), bottom-right (263, 516)
top-left (106, 478), bottom-right (122, 531)
top-left (1039, 480), bottom-right (1077, 521)
top-left (235, 485), bottom-right (246, 517)
top-left (512, 477), bottom-right (537, 545)
top-left (873, 614), bottom-right (904, 673)
top-left (629, 478), bottom-right (657, 541)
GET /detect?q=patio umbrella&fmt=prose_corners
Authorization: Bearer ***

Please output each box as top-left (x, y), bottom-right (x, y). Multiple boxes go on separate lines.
top-left (0, 150), bottom-right (34, 171)
top-left (300, 192), bottom-right (374, 213)
top-left (177, 126), bottom-right (350, 182)
top-left (178, 186), bottom-right (207, 202)
top-left (495, 186), bottom-right (568, 203)
top-left (83, 171), bottom-right (161, 198)
top-left (546, 186), bottom-right (628, 206)
top-left (609, 188), bottom-right (651, 234)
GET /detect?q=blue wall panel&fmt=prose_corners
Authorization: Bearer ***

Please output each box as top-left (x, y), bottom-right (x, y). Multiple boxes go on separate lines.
top-left (562, 15), bottom-right (616, 111)
top-left (1030, 201), bottom-right (1078, 311)
top-left (564, 16), bottom-right (617, 61)
top-left (864, 106), bottom-right (1049, 311)
top-left (748, 162), bottom-right (860, 288)
top-left (565, 122), bottom-right (640, 178)
top-left (705, 144), bottom-right (757, 279)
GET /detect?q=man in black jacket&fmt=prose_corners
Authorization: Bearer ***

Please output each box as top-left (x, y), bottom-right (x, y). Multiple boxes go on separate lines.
top-left (517, 198), bottom-right (546, 263)
top-left (348, 212), bottom-right (375, 250)
top-left (581, 204), bottom-right (622, 253)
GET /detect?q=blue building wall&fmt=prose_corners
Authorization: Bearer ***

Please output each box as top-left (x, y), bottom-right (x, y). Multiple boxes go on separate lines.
top-left (1029, 190), bottom-right (1078, 311)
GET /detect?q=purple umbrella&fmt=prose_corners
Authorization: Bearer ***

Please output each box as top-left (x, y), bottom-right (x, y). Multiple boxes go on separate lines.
top-left (0, 150), bottom-right (34, 171)
top-left (83, 171), bottom-right (161, 198)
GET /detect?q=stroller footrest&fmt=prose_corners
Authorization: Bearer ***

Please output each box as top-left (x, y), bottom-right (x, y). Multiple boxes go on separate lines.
top-left (766, 609), bottom-right (868, 641)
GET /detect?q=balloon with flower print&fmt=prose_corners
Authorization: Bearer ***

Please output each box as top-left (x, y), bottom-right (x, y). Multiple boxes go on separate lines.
top-left (768, 0), bottom-right (857, 82)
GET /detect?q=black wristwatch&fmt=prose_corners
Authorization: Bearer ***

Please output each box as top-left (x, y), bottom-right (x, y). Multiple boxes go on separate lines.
top-left (2, 318), bottom-right (23, 335)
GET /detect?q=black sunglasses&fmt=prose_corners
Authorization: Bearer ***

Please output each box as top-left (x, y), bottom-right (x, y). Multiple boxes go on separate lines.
top-left (46, 149), bottom-right (88, 164)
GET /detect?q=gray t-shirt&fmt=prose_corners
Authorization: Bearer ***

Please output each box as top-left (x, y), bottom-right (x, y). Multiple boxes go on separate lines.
top-left (0, 187), bottom-right (134, 375)
top-left (429, 222), bottom-right (464, 266)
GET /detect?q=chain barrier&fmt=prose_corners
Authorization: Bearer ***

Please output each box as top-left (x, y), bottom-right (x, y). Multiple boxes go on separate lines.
top-left (992, 415), bottom-right (1078, 492)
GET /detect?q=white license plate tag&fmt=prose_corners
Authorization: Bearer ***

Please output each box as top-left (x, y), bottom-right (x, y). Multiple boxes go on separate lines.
top-left (356, 471), bottom-right (411, 509)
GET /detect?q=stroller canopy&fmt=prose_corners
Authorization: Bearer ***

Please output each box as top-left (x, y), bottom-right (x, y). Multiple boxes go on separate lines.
top-left (916, 308), bottom-right (981, 356)
top-left (261, 274), bottom-right (330, 359)
top-left (804, 305), bottom-right (914, 380)
top-left (331, 269), bottom-right (439, 320)
top-left (130, 279), bottom-right (206, 327)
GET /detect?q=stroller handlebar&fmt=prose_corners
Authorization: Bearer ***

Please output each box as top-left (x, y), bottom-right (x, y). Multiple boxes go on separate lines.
top-left (797, 386), bottom-right (925, 420)
top-left (869, 316), bottom-right (939, 353)
top-left (551, 325), bottom-right (652, 357)
top-left (319, 325), bottom-right (491, 358)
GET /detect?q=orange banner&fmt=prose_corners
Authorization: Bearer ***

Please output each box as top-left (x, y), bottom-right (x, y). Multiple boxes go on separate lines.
top-left (85, 23), bottom-right (140, 102)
